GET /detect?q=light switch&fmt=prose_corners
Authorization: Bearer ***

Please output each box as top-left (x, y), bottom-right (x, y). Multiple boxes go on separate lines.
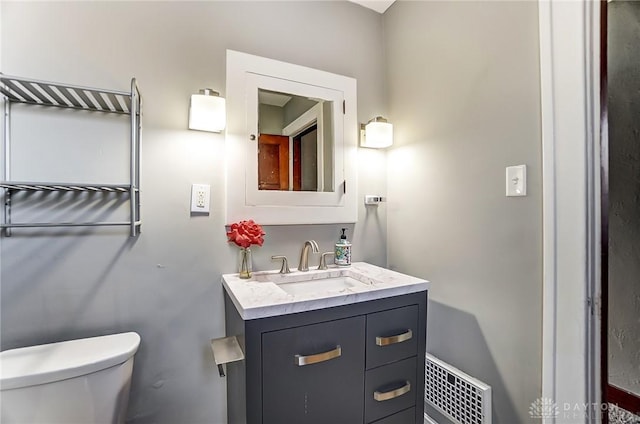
top-left (191, 184), bottom-right (211, 213)
top-left (506, 165), bottom-right (527, 197)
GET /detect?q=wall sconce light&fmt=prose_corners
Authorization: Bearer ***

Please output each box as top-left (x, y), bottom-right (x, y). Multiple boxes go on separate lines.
top-left (360, 116), bottom-right (393, 148)
top-left (188, 88), bottom-right (226, 133)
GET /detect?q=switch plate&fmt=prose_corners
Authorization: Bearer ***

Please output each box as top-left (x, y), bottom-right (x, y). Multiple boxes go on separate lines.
top-left (506, 165), bottom-right (526, 196)
top-left (191, 184), bottom-right (211, 213)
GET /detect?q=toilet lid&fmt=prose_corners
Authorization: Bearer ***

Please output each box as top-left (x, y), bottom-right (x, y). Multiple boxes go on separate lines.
top-left (0, 332), bottom-right (140, 390)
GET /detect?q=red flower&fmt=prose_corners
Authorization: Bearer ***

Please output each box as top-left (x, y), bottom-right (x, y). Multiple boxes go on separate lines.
top-left (226, 220), bottom-right (265, 248)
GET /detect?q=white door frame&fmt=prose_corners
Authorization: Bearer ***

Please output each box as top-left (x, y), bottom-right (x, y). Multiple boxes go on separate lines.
top-left (539, 0), bottom-right (601, 422)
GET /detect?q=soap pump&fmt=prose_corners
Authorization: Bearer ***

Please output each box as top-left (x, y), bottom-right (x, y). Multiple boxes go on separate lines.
top-left (334, 228), bottom-right (352, 266)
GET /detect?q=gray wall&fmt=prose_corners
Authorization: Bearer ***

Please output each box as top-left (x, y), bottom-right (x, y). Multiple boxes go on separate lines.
top-left (323, 101), bottom-right (334, 190)
top-left (383, 1), bottom-right (542, 423)
top-left (283, 96), bottom-right (317, 127)
top-left (1, 1), bottom-right (548, 423)
top-left (258, 103), bottom-right (284, 135)
top-left (608, 0), bottom-right (640, 397)
top-left (301, 129), bottom-right (318, 191)
top-left (0, 2), bottom-right (387, 423)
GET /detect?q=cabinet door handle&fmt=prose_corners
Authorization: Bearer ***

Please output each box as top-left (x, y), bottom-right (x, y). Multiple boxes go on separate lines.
top-left (376, 329), bottom-right (413, 346)
top-left (294, 345), bottom-right (341, 366)
top-left (374, 381), bottom-right (411, 402)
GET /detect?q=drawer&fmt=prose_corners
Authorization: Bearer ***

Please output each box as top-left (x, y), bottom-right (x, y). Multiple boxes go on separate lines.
top-left (366, 305), bottom-right (419, 369)
top-left (262, 316), bottom-right (366, 424)
top-left (370, 407), bottom-right (416, 424)
top-left (365, 357), bottom-right (417, 423)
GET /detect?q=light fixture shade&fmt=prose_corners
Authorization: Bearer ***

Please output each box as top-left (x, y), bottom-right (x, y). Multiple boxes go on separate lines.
top-left (189, 90), bottom-right (226, 132)
top-left (362, 118), bottom-right (393, 148)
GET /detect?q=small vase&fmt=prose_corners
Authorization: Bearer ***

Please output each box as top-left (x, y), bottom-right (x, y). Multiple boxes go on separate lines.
top-left (238, 247), bottom-right (252, 279)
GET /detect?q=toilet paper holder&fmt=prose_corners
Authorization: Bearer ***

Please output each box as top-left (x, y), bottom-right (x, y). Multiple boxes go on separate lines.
top-left (210, 336), bottom-right (245, 377)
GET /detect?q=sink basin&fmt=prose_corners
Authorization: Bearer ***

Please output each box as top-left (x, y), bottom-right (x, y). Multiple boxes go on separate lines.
top-left (276, 276), bottom-right (365, 296)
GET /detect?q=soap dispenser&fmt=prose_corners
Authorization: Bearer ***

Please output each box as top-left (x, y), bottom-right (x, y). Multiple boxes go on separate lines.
top-left (335, 228), bottom-right (352, 266)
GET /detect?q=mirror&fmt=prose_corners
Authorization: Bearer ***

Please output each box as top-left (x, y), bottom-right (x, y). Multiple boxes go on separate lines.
top-left (257, 88), bottom-right (333, 192)
top-left (226, 50), bottom-right (357, 225)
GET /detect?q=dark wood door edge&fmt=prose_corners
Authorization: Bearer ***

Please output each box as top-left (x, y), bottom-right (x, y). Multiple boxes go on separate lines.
top-left (607, 384), bottom-right (640, 416)
top-left (600, 2), bottom-right (609, 424)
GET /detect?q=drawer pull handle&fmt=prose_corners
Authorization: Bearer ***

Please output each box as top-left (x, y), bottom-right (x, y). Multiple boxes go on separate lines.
top-left (376, 329), bottom-right (413, 346)
top-left (295, 345), bottom-right (341, 366)
top-left (374, 381), bottom-right (411, 402)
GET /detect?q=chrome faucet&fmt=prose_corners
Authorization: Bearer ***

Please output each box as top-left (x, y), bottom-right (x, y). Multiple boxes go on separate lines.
top-left (318, 252), bottom-right (335, 270)
top-left (298, 240), bottom-right (319, 271)
top-left (271, 255), bottom-right (291, 274)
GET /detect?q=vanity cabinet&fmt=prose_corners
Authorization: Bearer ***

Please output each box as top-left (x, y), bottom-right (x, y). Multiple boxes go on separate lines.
top-left (224, 290), bottom-right (427, 424)
top-left (263, 316), bottom-right (365, 423)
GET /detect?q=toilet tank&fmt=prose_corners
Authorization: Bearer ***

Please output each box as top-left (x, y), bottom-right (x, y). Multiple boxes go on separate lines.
top-left (0, 332), bottom-right (141, 424)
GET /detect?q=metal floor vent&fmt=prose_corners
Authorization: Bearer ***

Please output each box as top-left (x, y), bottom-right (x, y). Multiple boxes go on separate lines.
top-left (425, 353), bottom-right (492, 424)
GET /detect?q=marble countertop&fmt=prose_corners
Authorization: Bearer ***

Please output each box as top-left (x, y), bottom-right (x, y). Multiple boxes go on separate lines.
top-left (222, 262), bottom-right (429, 320)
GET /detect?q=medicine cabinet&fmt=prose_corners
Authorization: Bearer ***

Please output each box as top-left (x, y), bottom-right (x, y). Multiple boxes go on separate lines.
top-left (225, 50), bottom-right (357, 225)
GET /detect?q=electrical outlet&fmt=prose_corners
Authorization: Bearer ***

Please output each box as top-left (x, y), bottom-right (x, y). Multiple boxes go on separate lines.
top-left (196, 191), bottom-right (206, 208)
top-left (191, 184), bottom-right (211, 213)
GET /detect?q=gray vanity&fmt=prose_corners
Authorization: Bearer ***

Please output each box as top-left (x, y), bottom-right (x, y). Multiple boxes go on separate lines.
top-left (221, 49), bottom-right (426, 423)
top-left (222, 262), bottom-right (429, 424)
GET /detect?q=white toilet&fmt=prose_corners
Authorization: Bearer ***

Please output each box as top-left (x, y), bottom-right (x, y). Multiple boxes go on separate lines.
top-left (0, 332), bottom-right (141, 424)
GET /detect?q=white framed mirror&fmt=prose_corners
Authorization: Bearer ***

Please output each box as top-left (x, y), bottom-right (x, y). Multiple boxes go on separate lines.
top-left (225, 50), bottom-right (357, 225)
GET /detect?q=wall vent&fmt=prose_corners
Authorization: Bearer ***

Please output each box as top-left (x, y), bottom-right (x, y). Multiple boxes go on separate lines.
top-left (425, 353), bottom-right (492, 424)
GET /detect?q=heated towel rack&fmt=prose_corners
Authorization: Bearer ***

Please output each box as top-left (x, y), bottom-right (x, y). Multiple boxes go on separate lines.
top-left (0, 74), bottom-right (142, 236)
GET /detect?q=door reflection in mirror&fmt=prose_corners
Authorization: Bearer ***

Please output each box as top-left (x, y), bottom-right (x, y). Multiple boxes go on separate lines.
top-left (257, 88), bottom-right (334, 192)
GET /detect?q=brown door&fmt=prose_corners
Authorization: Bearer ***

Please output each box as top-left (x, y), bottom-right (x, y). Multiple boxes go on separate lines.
top-left (292, 124), bottom-right (318, 192)
top-left (258, 134), bottom-right (289, 190)
top-left (292, 137), bottom-right (301, 191)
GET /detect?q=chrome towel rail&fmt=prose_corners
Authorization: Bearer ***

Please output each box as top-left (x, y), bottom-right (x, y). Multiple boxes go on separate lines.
top-left (0, 182), bottom-right (133, 193)
top-left (1, 74), bottom-right (142, 236)
top-left (0, 74), bottom-right (131, 114)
